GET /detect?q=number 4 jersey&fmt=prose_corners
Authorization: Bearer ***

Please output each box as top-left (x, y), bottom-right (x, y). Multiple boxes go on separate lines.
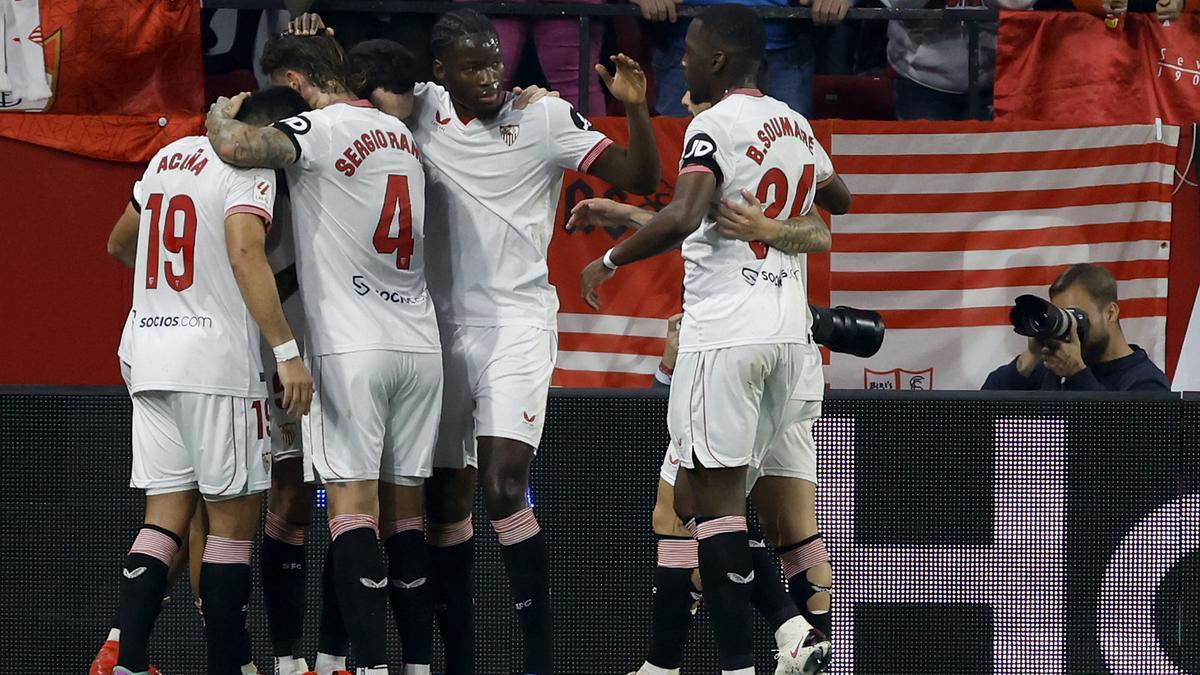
top-left (676, 88), bottom-right (835, 356)
top-left (128, 135), bottom-right (276, 397)
top-left (272, 100), bottom-right (440, 358)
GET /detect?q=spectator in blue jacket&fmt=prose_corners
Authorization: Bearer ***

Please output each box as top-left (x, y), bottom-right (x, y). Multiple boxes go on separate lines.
top-left (983, 263), bottom-right (1168, 391)
top-left (633, 0), bottom-right (850, 117)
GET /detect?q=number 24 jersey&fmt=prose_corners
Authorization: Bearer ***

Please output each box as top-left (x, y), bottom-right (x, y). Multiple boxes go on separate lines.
top-left (676, 89), bottom-right (835, 354)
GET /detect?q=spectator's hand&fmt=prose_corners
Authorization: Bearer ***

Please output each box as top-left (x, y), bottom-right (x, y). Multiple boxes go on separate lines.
top-left (1015, 337), bottom-right (1044, 378)
top-left (288, 12), bottom-right (333, 36)
top-left (567, 198), bottom-right (640, 231)
top-left (1102, 0), bottom-right (1127, 13)
top-left (1041, 320), bottom-right (1087, 379)
top-left (597, 54), bottom-right (647, 105)
top-left (631, 0), bottom-right (683, 22)
top-left (1157, 0), bottom-right (1182, 23)
top-left (513, 85), bottom-right (560, 111)
top-left (801, 0), bottom-right (851, 26)
top-left (663, 312), bottom-right (683, 370)
top-left (715, 189), bottom-right (779, 243)
top-left (581, 258), bottom-right (615, 310)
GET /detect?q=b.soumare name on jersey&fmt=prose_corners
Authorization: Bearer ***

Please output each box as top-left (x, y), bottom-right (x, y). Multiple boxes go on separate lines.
top-left (745, 116), bottom-right (816, 166)
top-left (334, 129), bottom-right (420, 177)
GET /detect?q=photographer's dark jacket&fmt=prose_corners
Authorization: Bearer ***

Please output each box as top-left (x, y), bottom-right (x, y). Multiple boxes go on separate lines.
top-left (981, 345), bottom-right (1169, 391)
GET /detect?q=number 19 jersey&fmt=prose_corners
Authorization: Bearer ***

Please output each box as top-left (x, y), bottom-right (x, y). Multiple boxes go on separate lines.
top-left (676, 89), bottom-right (835, 355)
top-left (273, 100), bottom-right (439, 357)
top-left (128, 135), bottom-right (276, 397)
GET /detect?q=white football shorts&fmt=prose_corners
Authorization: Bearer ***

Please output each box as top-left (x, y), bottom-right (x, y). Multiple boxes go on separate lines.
top-left (302, 349), bottom-right (443, 485)
top-left (668, 342), bottom-right (822, 485)
top-left (433, 324), bottom-right (557, 470)
top-left (130, 389), bottom-right (272, 500)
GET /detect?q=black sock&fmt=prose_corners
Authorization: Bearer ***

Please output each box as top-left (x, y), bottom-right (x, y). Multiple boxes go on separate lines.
top-left (748, 531), bottom-right (798, 632)
top-left (199, 536), bottom-right (254, 675)
top-left (430, 530), bottom-right (475, 675)
top-left (330, 518), bottom-right (389, 668)
top-left (385, 527), bottom-right (434, 666)
top-left (116, 525), bottom-right (181, 672)
top-left (261, 512), bottom-right (308, 657)
top-left (317, 544), bottom-right (348, 658)
top-left (646, 535), bottom-right (699, 670)
top-left (779, 533), bottom-right (833, 641)
top-left (493, 508), bottom-right (553, 674)
top-left (696, 517), bottom-right (754, 671)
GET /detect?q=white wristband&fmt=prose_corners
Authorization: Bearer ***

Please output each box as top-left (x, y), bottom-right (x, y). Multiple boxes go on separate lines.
top-left (273, 339), bottom-right (301, 364)
top-left (602, 248), bottom-right (620, 271)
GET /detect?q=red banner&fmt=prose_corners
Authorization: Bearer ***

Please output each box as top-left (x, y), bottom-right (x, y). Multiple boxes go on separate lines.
top-left (995, 11), bottom-right (1200, 126)
top-left (0, 0), bottom-right (204, 162)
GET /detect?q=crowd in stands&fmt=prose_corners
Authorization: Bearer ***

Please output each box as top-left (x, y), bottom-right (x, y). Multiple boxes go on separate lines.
top-left (202, 0), bottom-right (1192, 121)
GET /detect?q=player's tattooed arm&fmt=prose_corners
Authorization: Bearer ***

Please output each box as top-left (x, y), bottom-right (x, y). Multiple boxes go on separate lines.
top-left (715, 189), bottom-right (832, 254)
top-left (106, 202), bottom-right (141, 268)
top-left (588, 54), bottom-right (661, 195)
top-left (206, 94), bottom-right (298, 169)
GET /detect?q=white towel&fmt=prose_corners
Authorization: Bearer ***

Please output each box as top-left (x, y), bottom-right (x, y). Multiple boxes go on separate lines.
top-left (1, 0), bottom-right (51, 101)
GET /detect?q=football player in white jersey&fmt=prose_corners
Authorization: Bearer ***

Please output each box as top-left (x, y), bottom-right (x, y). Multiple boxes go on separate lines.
top-left (577, 6), bottom-right (850, 674)
top-left (102, 86), bottom-right (314, 675)
top-left (412, 12), bottom-right (659, 674)
top-left (206, 33), bottom-right (443, 675)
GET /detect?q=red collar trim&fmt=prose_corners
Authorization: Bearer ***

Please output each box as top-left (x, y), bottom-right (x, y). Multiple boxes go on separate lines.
top-left (332, 98), bottom-right (374, 108)
top-left (457, 110), bottom-right (476, 125)
top-left (724, 87), bottom-right (764, 100)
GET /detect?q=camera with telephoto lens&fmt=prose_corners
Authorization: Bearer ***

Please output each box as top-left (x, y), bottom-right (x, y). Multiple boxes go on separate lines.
top-left (809, 305), bottom-right (886, 358)
top-left (1009, 294), bottom-right (1090, 344)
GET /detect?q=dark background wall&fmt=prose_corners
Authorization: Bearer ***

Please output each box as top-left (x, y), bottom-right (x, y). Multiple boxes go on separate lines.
top-left (0, 389), bottom-right (1195, 673)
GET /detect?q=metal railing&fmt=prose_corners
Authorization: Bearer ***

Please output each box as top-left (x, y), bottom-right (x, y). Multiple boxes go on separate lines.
top-left (203, 0), bottom-right (1001, 118)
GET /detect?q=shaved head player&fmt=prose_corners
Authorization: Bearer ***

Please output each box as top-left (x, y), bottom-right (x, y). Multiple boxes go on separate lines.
top-left (579, 5), bottom-right (850, 674)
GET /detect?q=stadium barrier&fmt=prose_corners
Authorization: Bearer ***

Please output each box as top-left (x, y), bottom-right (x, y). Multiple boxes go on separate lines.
top-left (200, 0), bottom-right (1000, 119)
top-left (1, 387), bottom-right (1196, 673)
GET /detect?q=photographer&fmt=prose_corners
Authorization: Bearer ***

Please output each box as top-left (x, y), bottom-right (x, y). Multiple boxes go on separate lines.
top-left (983, 263), bottom-right (1168, 391)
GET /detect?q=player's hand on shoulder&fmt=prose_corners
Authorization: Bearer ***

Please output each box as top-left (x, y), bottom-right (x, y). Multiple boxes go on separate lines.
top-left (288, 12), bottom-right (333, 36)
top-left (715, 189), bottom-right (779, 243)
top-left (596, 54), bottom-right (647, 105)
top-left (277, 357), bottom-right (314, 417)
top-left (513, 85), bottom-right (560, 111)
top-left (581, 258), bottom-right (616, 311)
top-left (207, 92), bottom-right (249, 127)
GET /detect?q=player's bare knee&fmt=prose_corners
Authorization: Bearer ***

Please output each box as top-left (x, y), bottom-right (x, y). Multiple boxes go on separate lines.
top-left (204, 493), bottom-right (263, 540)
top-left (481, 467), bottom-right (527, 517)
top-left (323, 479), bottom-right (379, 518)
top-left (653, 499), bottom-right (687, 536)
top-left (425, 467), bottom-right (476, 523)
top-left (143, 490), bottom-right (201, 538)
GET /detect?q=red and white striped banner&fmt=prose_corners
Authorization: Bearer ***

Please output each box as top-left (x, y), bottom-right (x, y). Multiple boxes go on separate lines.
top-left (548, 119), bottom-right (1178, 389)
top-left (824, 122), bottom-right (1176, 390)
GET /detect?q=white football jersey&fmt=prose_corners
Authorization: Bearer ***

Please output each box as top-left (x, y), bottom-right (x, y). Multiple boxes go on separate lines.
top-left (273, 100), bottom-right (439, 356)
top-left (675, 89), bottom-right (834, 396)
top-left (128, 135), bottom-right (276, 397)
top-left (411, 83), bottom-right (613, 329)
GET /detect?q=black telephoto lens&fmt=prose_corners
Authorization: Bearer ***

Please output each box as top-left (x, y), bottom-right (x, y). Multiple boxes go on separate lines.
top-left (809, 305), bottom-right (886, 358)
